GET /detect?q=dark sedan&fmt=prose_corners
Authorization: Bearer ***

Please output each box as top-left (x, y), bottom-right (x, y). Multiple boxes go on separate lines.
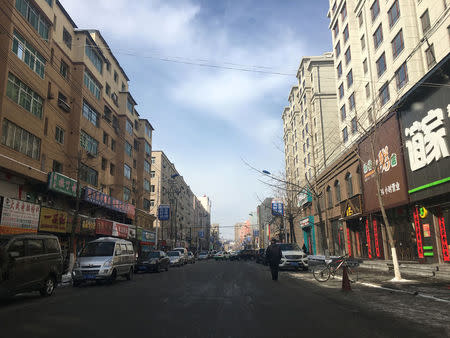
top-left (135, 251), bottom-right (170, 273)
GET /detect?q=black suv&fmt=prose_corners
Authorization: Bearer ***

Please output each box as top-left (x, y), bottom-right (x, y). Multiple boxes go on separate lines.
top-left (0, 234), bottom-right (63, 298)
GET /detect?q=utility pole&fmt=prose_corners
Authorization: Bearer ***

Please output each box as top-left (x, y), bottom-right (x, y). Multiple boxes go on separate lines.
top-left (67, 150), bottom-right (82, 274)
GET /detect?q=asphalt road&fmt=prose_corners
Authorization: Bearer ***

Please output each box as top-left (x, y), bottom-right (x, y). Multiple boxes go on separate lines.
top-left (0, 260), bottom-right (446, 338)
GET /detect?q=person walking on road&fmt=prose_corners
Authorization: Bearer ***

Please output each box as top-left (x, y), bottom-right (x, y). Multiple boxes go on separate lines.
top-left (266, 238), bottom-right (282, 281)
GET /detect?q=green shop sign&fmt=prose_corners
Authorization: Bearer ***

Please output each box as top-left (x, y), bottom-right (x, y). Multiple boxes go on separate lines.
top-left (48, 172), bottom-right (78, 197)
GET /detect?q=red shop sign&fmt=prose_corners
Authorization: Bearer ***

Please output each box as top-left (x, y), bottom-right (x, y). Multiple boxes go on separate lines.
top-left (96, 219), bottom-right (113, 235)
top-left (113, 222), bottom-right (129, 238)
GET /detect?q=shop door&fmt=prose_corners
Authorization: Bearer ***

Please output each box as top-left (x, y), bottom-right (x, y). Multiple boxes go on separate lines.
top-left (390, 207), bottom-right (418, 262)
top-left (331, 220), bottom-right (346, 256)
top-left (347, 219), bottom-right (368, 258)
top-left (413, 207), bottom-right (438, 264)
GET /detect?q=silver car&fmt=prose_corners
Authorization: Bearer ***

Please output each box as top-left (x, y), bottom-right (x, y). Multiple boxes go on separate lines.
top-left (72, 237), bottom-right (135, 286)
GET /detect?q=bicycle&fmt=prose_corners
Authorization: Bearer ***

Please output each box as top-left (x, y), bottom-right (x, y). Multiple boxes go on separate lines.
top-left (312, 255), bottom-right (359, 283)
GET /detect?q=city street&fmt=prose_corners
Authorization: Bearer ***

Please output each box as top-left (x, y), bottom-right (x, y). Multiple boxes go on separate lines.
top-left (0, 260), bottom-right (447, 338)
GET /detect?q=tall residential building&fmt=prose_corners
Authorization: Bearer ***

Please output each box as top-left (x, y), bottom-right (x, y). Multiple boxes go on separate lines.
top-left (328, 0), bottom-right (450, 146)
top-left (257, 197), bottom-right (273, 248)
top-left (282, 53), bottom-right (339, 189)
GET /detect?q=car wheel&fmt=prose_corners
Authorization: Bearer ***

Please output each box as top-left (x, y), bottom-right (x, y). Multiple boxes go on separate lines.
top-left (73, 280), bottom-right (81, 287)
top-left (165, 265), bottom-right (169, 272)
top-left (126, 267), bottom-right (133, 280)
top-left (108, 269), bottom-right (117, 284)
top-left (40, 276), bottom-right (56, 297)
top-left (156, 264), bottom-right (161, 273)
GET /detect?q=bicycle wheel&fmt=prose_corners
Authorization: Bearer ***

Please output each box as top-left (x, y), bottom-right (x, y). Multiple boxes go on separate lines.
top-left (347, 266), bottom-right (359, 283)
top-left (313, 265), bottom-right (331, 282)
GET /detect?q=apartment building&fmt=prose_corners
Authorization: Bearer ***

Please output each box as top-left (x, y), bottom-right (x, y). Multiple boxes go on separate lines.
top-left (328, 0), bottom-right (450, 146)
top-left (0, 0), bottom-right (155, 251)
top-left (150, 150), bottom-right (210, 249)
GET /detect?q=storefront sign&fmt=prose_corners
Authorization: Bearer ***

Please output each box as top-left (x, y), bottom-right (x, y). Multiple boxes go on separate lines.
top-left (84, 187), bottom-right (135, 219)
top-left (95, 218), bottom-right (113, 236)
top-left (0, 197), bottom-right (40, 234)
top-left (142, 229), bottom-right (156, 243)
top-left (359, 115), bottom-right (409, 212)
top-left (80, 216), bottom-right (96, 235)
top-left (128, 225), bottom-right (136, 240)
top-left (298, 189), bottom-right (312, 207)
top-left (48, 172), bottom-right (78, 197)
top-left (158, 205), bottom-right (170, 220)
top-left (398, 80), bottom-right (450, 201)
top-left (299, 216), bottom-right (314, 228)
top-left (419, 207), bottom-right (428, 219)
top-left (437, 213), bottom-right (450, 262)
top-left (340, 196), bottom-right (362, 219)
top-left (413, 208), bottom-right (424, 259)
top-left (423, 224), bottom-right (431, 237)
top-left (39, 207), bottom-right (68, 233)
top-left (112, 222), bottom-right (129, 238)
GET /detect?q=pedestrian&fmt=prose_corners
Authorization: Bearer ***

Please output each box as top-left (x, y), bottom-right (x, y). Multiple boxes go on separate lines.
top-left (266, 238), bottom-right (282, 281)
top-left (302, 243), bottom-right (309, 255)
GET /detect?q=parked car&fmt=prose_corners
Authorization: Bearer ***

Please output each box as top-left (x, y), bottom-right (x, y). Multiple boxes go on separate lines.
top-left (167, 251), bottom-right (183, 267)
top-left (198, 251), bottom-right (209, 260)
top-left (135, 250), bottom-right (170, 273)
top-left (187, 252), bottom-right (196, 264)
top-left (256, 248), bottom-right (267, 264)
top-left (229, 251), bottom-right (239, 261)
top-left (72, 237), bottom-right (135, 286)
top-left (173, 247), bottom-right (188, 264)
top-left (278, 243), bottom-right (308, 271)
top-left (214, 251), bottom-right (225, 261)
top-left (0, 234), bottom-right (63, 298)
top-left (222, 251), bottom-right (230, 260)
top-left (238, 249), bottom-right (257, 260)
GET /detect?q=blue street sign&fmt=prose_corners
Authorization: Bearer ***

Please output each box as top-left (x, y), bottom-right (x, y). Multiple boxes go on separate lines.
top-left (198, 231), bottom-right (204, 238)
top-left (253, 230), bottom-right (259, 237)
top-left (271, 201), bottom-right (284, 216)
top-left (158, 205), bottom-right (170, 220)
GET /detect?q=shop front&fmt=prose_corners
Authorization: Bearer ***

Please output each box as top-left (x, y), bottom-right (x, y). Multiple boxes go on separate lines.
top-left (339, 195), bottom-right (364, 258)
top-left (397, 58), bottom-right (450, 264)
top-left (300, 216), bottom-right (316, 255)
top-left (39, 207), bottom-right (71, 259)
top-left (0, 197), bottom-right (40, 234)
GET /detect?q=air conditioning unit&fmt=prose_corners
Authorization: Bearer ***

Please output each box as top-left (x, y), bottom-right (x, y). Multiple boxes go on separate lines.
top-left (58, 98), bottom-right (71, 112)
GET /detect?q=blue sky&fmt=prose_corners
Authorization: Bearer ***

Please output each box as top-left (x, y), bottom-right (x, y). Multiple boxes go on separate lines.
top-left (61, 0), bottom-right (332, 239)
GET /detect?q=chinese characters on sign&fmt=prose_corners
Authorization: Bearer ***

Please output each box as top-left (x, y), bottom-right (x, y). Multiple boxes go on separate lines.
top-left (0, 197), bottom-right (40, 234)
top-left (404, 107), bottom-right (449, 172)
top-left (84, 187), bottom-right (135, 218)
top-left (39, 207), bottom-right (68, 233)
top-left (112, 222), bottom-right (129, 238)
top-left (380, 181), bottom-right (401, 196)
top-left (95, 219), bottom-right (113, 235)
top-left (271, 201), bottom-right (284, 216)
top-left (158, 205), bottom-right (170, 221)
top-left (48, 172), bottom-right (78, 197)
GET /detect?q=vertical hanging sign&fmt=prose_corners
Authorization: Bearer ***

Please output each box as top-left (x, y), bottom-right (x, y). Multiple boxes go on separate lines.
top-left (365, 219), bottom-right (372, 259)
top-left (346, 227), bottom-right (352, 257)
top-left (413, 207), bottom-right (424, 259)
top-left (437, 211), bottom-right (450, 262)
top-left (373, 219), bottom-right (380, 258)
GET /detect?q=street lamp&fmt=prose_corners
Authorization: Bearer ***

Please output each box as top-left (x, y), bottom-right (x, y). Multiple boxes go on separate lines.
top-left (262, 170), bottom-right (271, 175)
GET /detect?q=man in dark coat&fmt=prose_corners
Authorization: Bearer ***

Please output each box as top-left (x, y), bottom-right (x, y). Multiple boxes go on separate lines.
top-left (266, 238), bottom-right (282, 281)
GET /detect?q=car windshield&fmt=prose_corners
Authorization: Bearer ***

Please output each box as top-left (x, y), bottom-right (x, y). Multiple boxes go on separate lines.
top-left (168, 251), bottom-right (180, 257)
top-left (142, 251), bottom-right (160, 259)
top-left (279, 243), bottom-right (301, 251)
top-left (80, 242), bottom-right (115, 257)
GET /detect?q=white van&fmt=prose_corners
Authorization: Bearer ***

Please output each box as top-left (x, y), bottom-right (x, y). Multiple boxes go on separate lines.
top-left (173, 247), bottom-right (188, 265)
top-left (72, 237), bottom-right (135, 286)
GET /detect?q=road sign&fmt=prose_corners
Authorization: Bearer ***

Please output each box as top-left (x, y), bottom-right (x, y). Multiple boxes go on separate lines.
top-left (158, 205), bottom-right (170, 220)
top-left (198, 231), bottom-right (204, 238)
top-left (271, 201), bottom-right (284, 216)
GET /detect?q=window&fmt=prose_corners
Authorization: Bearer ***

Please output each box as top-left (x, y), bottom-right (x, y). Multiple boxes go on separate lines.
top-left (27, 239), bottom-right (44, 256)
top-left (125, 141), bottom-right (132, 157)
top-left (421, 10), bottom-right (431, 35)
top-left (373, 24), bottom-right (383, 49)
top-left (1, 119), bottom-right (40, 160)
top-left (122, 82), bottom-right (126, 92)
top-left (341, 2), bottom-right (347, 21)
top-left (8, 240), bottom-right (25, 257)
top-left (343, 25), bottom-right (349, 42)
top-left (371, 0), bottom-right (380, 22)
top-left (379, 82), bottom-right (390, 106)
top-left (345, 47), bottom-right (351, 64)
top-left (368, 108), bottom-right (374, 124)
top-left (144, 160), bottom-right (150, 174)
top-left (52, 160), bottom-right (62, 173)
top-left (6, 73), bottom-right (43, 118)
top-left (85, 44), bottom-right (103, 74)
top-left (127, 98), bottom-right (134, 113)
top-left (103, 132), bottom-right (109, 145)
top-left (111, 139), bottom-right (116, 152)
top-left (15, 0), bottom-right (49, 40)
top-left (105, 83), bottom-right (111, 96)
top-left (366, 83), bottom-right (370, 98)
top-left (106, 61), bottom-right (111, 72)
top-left (113, 71), bottom-right (118, 83)
top-left (82, 101), bottom-right (99, 127)
top-left (308, 153), bottom-right (310, 164)
top-left (150, 199), bottom-right (155, 207)
top-left (363, 58), bottom-right (368, 74)
top-left (340, 105), bottom-right (346, 120)
top-left (84, 71), bottom-right (100, 99)
top-left (145, 141), bottom-right (151, 155)
top-left (150, 170), bottom-right (155, 178)
top-left (104, 106), bottom-right (112, 123)
top-left (144, 179), bottom-right (150, 191)
top-left (337, 62), bottom-right (342, 78)
top-left (342, 126), bottom-right (348, 143)
top-left (425, 44), bottom-right (436, 68)
top-left (80, 130), bottom-right (98, 155)
top-left (395, 62), bottom-right (408, 90)
top-left (327, 186), bottom-right (333, 209)
top-left (392, 30), bottom-right (404, 58)
top-left (126, 120), bottom-right (133, 135)
top-left (151, 156), bottom-right (156, 164)
top-left (60, 60), bottom-right (68, 78)
top-left (101, 157), bottom-right (107, 170)
top-left (388, 0), bottom-right (400, 28)
top-left (123, 187), bottom-right (131, 202)
top-left (45, 0), bottom-right (53, 6)
top-left (351, 117), bottom-right (357, 134)
top-left (303, 143), bottom-right (306, 152)
top-left (349, 93), bottom-right (355, 111)
top-left (339, 83), bottom-right (344, 99)
top-left (55, 126), bottom-right (64, 144)
top-left (124, 164), bottom-right (131, 179)
top-left (145, 124), bottom-right (152, 138)
top-left (306, 138), bottom-right (310, 148)
top-left (358, 12), bottom-right (363, 27)
top-left (304, 157), bottom-right (307, 167)
top-left (62, 28), bottom-right (72, 49)
top-left (143, 199), bottom-right (151, 211)
top-left (346, 69), bottom-right (353, 88)
top-left (376, 53), bottom-right (387, 77)
top-left (12, 31), bottom-right (46, 78)
top-left (110, 163), bottom-right (115, 176)
top-left (361, 35), bottom-right (366, 50)
top-left (80, 163), bottom-right (98, 186)
top-left (335, 41), bottom-right (341, 57)
top-left (334, 180), bottom-right (341, 203)
top-left (315, 133), bottom-right (318, 142)
top-left (345, 173), bottom-right (353, 198)
top-left (333, 22), bottom-right (339, 37)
